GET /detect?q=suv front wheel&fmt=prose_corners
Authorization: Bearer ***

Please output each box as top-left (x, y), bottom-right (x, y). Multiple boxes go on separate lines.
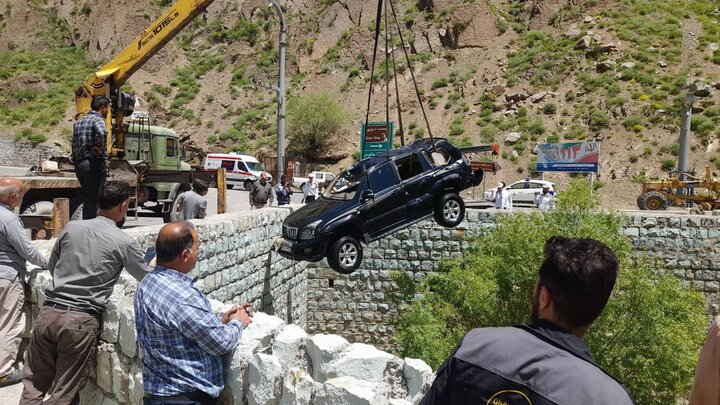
top-left (328, 236), bottom-right (363, 274)
top-left (434, 193), bottom-right (465, 227)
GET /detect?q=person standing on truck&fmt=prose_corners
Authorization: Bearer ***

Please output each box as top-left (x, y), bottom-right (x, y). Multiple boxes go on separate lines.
top-left (302, 174), bottom-right (319, 204)
top-left (72, 96), bottom-right (111, 220)
top-left (275, 175), bottom-right (293, 206)
top-left (20, 180), bottom-right (150, 405)
top-left (173, 179), bottom-right (209, 221)
top-left (0, 178), bottom-right (48, 388)
top-left (249, 172), bottom-right (273, 209)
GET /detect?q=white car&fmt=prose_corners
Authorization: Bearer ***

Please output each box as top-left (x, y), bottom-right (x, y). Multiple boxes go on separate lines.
top-left (485, 179), bottom-right (555, 204)
top-left (292, 171), bottom-right (335, 189)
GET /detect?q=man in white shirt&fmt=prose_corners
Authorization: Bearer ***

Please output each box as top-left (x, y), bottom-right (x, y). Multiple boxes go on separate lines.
top-left (536, 185), bottom-right (556, 211)
top-left (493, 182), bottom-right (512, 210)
top-left (302, 174), bottom-right (319, 203)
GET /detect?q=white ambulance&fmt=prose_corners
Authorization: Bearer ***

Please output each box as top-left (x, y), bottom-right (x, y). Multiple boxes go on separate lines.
top-left (203, 153), bottom-right (272, 190)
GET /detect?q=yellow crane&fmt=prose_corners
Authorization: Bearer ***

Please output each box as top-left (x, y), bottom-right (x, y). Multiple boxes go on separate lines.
top-left (74, 0), bottom-right (217, 158)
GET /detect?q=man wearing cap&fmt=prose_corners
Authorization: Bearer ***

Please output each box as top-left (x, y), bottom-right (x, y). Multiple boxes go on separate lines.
top-left (302, 174), bottom-right (319, 204)
top-left (535, 185), bottom-right (556, 211)
top-left (492, 182), bottom-right (512, 210)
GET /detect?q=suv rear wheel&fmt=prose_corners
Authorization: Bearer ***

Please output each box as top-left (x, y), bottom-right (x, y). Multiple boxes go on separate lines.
top-left (434, 193), bottom-right (465, 227)
top-left (328, 236), bottom-right (363, 274)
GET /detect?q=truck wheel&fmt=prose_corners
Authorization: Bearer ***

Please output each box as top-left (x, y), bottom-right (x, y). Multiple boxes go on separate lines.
top-left (21, 201), bottom-right (54, 216)
top-left (328, 236), bottom-right (363, 274)
top-left (637, 191), bottom-right (667, 210)
top-left (434, 193), bottom-right (465, 227)
top-left (244, 179), bottom-right (254, 191)
top-left (70, 203), bottom-right (84, 221)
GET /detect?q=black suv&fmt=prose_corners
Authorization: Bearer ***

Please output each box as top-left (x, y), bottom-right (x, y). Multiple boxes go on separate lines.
top-left (277, 138), bottom-right (484, 273)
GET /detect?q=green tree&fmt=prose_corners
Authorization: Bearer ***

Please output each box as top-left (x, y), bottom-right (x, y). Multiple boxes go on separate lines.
top-left (393, 178), bottom-right (707, 404)
top-left (287, 93), bottom-right (347, 160)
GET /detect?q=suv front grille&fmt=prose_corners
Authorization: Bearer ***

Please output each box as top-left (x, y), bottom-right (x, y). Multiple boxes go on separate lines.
top-left (283, 225), bottom-right (298, 239)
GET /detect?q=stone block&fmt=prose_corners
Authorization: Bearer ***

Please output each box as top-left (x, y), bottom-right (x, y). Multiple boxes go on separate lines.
top-left (129, 363), bottom-right (143, 405)
top-left (325, 343), bottom-right (395, 384)
top-left (238, 312), bottom-right (286, 354)
top-left (306, 334), bottom-right (349, 382)
top-left (272, 324), bottom-right (308, 371)
top-left (96, 343), bottom-right (114, 393)
top-left (79, 380), bottom-right (106, 405)
top-left (101, 283), bottom-right (126, 343)
top-left (249, 353), bottom-right (283, 405)
top-left (279, 369), bottom-right (319, 405)
top-left (118, 297), bottom-right (137, 357)
top-left (315, 377), bottom-right (381, 405)
top-left (404, 358), bottom-right (434, 404)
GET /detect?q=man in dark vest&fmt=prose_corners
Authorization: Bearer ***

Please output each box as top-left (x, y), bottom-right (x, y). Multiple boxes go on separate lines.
top-left (422, 236), bottom-right (634, 405)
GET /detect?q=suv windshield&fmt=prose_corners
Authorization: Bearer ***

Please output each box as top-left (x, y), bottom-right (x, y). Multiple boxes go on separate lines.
top-left (323, 172), bottom-right (362, 200)
top-left (246, 161), bottom-right (263, 171)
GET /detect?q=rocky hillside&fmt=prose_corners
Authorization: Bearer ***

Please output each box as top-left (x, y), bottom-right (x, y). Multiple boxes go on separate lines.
top-left (1, 0), bottom-right (720, 208)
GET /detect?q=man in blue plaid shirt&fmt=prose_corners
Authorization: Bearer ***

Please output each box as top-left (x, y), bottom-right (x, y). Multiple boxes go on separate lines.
top-left (72, 96), bottom-right (110, 219)
top-left (135, 222), bottom-right (252, 405)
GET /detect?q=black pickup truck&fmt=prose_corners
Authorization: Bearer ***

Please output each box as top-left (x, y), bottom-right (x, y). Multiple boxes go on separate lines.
top-left (277, 138), bottom-right (486, 273)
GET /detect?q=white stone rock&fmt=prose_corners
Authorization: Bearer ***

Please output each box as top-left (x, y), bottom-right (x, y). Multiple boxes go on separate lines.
top-left (249, 353), bottom-right (283, 405)
top-left (129, 363), bottom-right (144, 405)
top-left (272, 324), bottom-right (308, 371)
top-left (96, 344), bottom-right (114, 393)
top-left (315, 377), bottom-right (383, 405)
top-left (111, 350), bottom-right (128, 401)
top-left (404, 358), bottom-right (434, 404)
top-left (101, 397), bottom-right (119, 405)
top-left (100, 283), bottom-right (126, 343)
top-left (279, 369), bottom-right (319, 405)
top-left (325, 343), bottom-right (395, 384)
top-left (238, 312), bottom-right (286, 354)
top-left (504, 132), bottom-right (521, 144)
top-left (222, 348), bottom-right (251, 404)
top-left (28, 269), bottom-right (53, 306)
top-left (306, 334), bottom-right (349, 382)
top-left (390, 400), bottom-right (413, 405)
top-left (209, 298), bottom-right (235, 316)
top-left (118, 297), bottom-right (137, 357)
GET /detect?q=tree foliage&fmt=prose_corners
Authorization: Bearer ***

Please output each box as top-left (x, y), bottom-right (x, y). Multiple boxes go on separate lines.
top-left (287, 93), bottom-right (347, 161)
top-left (393, 178), bottom-right (707, 404)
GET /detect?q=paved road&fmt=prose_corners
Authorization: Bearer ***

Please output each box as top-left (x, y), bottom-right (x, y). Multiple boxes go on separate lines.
top-left (125, 186), bottom-right (306, 229)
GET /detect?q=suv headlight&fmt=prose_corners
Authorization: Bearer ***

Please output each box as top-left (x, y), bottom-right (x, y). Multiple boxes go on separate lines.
top-left (300, 220), bottom-right (322, 239)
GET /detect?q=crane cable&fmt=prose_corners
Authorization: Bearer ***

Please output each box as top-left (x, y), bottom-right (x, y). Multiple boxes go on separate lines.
top-left (363, 0), bottom-right (434, 150)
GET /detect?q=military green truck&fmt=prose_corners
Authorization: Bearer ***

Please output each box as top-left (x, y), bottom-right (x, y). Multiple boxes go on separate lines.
top-left (18, 120), bottom-right (215, 228)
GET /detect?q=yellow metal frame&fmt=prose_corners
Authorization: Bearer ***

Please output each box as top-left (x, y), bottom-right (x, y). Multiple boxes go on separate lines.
top-left (74, 0), bottom-right (217, 157)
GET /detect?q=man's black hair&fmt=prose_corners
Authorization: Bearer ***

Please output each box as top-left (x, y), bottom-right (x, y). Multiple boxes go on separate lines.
top-left (192, 179), bottom-right (209, 193)
top-left (538, 236), bottom-right (619, 328)
top-left (91, 97), bottom-right (111, 111)
top-left (98, 180), bottom-right (131, 210)
top-left (156, 221), bottom-right (196, 262)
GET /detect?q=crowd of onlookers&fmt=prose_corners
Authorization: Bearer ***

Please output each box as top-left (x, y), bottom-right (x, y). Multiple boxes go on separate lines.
top-left (0, 175), bottom-right (719, 404)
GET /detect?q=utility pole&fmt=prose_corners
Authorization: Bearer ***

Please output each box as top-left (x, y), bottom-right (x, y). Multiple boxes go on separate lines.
top-left (254, 1), bottom-right (286, 182)
top-left (271, 0), bottom-right (286, 183)
top-left (678, 91), bottom-right (695, 195)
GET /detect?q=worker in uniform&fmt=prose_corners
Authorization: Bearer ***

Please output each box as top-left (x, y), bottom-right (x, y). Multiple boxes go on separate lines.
top-left (422, 237), bottom-right (634, 405)
top-left (535, 185), bottom-right (556, 211)
top-left (492, 182), bottom-right (512, 210)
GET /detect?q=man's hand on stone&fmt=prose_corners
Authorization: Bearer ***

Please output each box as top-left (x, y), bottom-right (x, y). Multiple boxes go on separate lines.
top-left (221, 304), bottom-right (238, 324)
top-left (230, 303), bottom-right (253, 327)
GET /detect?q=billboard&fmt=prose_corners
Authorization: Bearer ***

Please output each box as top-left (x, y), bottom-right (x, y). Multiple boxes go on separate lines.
top-left (361, 122), bottom-right (394, 159)
top-left (536, 142), bottom-right (600, 173)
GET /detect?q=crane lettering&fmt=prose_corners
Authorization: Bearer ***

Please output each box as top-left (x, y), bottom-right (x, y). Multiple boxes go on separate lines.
top-left (137, 11), bottom-right (180, 50)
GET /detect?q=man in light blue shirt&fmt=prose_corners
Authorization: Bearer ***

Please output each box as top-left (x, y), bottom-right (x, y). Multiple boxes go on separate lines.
top-left (135, 222), bottom-right (252, 405)
top-left (0, 178), bottom-right (48, 388)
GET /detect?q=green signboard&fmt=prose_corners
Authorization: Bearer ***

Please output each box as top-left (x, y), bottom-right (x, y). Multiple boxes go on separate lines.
top-left (361, 122), bottom-right (394, 159)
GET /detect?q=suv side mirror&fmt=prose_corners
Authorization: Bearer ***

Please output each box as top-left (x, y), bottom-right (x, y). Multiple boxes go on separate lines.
top-left (361, 190), bottom-right (374, 203)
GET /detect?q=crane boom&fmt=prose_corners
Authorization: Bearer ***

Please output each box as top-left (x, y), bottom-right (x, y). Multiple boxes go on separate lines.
top-left (74, 0), bottom-right (216, 157)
